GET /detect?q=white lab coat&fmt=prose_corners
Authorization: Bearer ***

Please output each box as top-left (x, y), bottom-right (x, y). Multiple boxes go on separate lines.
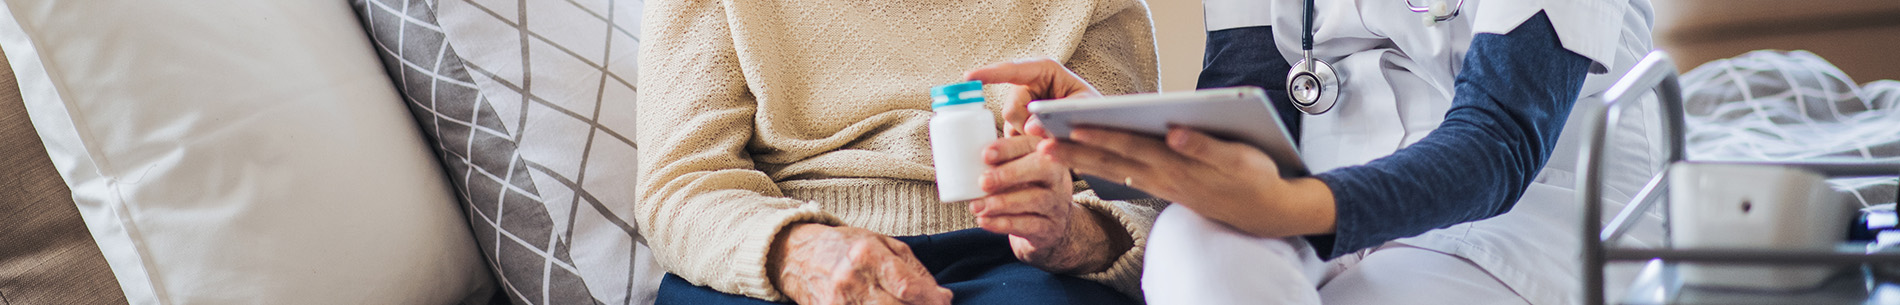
top-left (1186, 0), bottom-right (1656, 304)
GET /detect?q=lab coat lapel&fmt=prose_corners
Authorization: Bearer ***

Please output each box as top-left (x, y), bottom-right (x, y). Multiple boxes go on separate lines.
top-left (1299, 50), bottom-right (1407, 174)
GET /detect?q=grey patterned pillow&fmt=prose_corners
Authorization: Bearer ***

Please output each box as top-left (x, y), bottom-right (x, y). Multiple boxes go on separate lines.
top-left (352, 0), bottom-right (658, 304)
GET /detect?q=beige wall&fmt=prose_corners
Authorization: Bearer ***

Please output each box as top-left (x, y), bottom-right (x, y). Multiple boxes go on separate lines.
top-left (1148, 0), bottom-right (1206, 92)
top-left (1651, 0), bottom-right (1900, 82)
top-left (1147, 0), bottom-right (1900, 91)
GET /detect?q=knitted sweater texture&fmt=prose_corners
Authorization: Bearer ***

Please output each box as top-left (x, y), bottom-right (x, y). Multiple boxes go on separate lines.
top-left (636, 0), bottom-right (1162, 301)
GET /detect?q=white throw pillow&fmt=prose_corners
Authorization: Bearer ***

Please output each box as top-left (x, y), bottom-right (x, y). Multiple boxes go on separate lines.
top-left (349, 0), bottom-right (660, 304)
top-left (0, 0), bottom-right (494, 304)
top-left (432, 0), bottom-right (660, 303)
top-left (351, 0), bottom-right (660, 304)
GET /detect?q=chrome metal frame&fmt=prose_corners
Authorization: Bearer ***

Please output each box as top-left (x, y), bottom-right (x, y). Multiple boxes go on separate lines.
top-left (1580, 51), bottom-right (1900, 304)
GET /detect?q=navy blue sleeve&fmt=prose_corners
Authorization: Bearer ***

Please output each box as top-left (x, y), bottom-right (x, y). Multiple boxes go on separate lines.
top-left (1195, 12), bottom-right (1590, 259)
top-left (1197, 26), bottom-right (1303, 143)
top-left (1313, 13), bottom-right (1590, 258)
top-left (1195, 25), bottom-right (1344, 253)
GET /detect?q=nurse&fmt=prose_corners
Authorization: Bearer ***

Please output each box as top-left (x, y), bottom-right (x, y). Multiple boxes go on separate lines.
top-left (964, 0), bottom-right (1655, 304)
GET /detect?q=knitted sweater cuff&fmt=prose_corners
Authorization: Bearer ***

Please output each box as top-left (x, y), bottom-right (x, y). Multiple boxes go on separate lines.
top-left (1071, 190), bottom-right (1164, 299)
top-left (729, 203), bottom-right (842, 301)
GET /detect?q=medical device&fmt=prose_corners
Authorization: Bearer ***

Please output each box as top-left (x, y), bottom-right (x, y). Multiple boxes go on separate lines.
top-left (1285, 0), bottom-right (1464, 115)
top-left (1285, 0), bottom-right (1340, 115)
top-left (1668, 163), bottom-right (1849, 291)
top-left (1582, 51), bottom-right (1900, 304)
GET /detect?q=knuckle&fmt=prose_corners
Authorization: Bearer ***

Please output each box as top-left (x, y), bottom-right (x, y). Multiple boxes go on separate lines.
top-left (888, 241), bottom-right (912, 255)
top-left (885, 269), bottom-right (912, 288)
top-left (849, 241), bottom-right (879, 258)
top-left (988, 217), bottom-right (1014, 231)
top-left (1014, 134), bottom-right (1041, 146)
top-left (831, 278), bottom-right (862, 296)
top-left (1158, 171), bottom-right (1187, 191)
top-left (984, 166), bottom-right (1013, 186)
top-left (970, 199), bottom-right (993, 215)
top-left (811, 293), bottom-right (837, 305)
top-left (1159, 166), bottom-right (1185, 181)
top-left (1179, 137), bottom-right (1206, 156)
top-left (992, 139), bottom-right (1020, 157)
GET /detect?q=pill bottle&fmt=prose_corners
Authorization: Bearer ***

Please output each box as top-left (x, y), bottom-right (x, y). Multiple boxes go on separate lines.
top-left (929, 81), bottom-right (998, 202)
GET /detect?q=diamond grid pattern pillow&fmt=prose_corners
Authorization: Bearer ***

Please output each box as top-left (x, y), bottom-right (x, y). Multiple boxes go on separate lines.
top-left (352, 0), bottom-right (658, 304)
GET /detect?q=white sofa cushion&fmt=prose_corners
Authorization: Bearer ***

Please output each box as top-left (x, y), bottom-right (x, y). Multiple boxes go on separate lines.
top-left (0, 0), bottom-right (494, 303)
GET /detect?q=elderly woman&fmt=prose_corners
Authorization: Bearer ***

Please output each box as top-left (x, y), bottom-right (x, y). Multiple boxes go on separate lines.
top-left (636, 1), bottom-right (1163, 304)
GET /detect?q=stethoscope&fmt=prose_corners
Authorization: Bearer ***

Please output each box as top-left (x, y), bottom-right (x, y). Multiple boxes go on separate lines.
top-left (1285, 0), bottom-right (1465, 115)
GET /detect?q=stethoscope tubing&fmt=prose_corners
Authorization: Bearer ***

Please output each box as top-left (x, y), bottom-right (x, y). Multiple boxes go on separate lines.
top-left (1287, 0), bottom-right (1463, 115)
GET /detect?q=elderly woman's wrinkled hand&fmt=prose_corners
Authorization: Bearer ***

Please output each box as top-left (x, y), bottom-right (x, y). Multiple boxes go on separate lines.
top-left (971, 135), bottom-right (1128, 274)
top-left (961, 58), bottom-right (1135, 274)
top-left (768, 224), bottom-right (953, 305)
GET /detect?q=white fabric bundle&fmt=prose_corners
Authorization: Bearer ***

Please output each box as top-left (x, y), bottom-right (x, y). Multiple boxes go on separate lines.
top-left (1680, 50), bottom-right (1900, 207)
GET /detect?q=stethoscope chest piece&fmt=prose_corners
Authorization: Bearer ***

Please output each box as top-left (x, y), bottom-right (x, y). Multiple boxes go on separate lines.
top-left (1285, 0), bottom-right (1452, 115)
top-left (1286, 53), bottom-right (1339, 115)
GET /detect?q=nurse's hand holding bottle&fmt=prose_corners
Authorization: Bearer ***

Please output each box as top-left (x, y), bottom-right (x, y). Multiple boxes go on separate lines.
top-left (963, 58), bottom-right (1340, 238)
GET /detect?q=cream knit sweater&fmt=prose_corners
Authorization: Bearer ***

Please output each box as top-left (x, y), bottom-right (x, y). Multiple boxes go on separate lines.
top-left (636, 0), bottom-right (1162, 301)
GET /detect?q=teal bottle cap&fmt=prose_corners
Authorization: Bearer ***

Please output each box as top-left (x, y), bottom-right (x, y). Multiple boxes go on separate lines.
top-left (930, 81), bottom-right (985, 108)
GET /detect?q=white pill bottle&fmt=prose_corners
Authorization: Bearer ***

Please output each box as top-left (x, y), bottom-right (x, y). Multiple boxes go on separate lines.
top-left (929, 81), bottom-right (998, 202)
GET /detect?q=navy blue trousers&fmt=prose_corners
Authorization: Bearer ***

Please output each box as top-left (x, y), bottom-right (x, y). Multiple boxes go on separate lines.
top-left (657, 228), bottom-right (1137, 305)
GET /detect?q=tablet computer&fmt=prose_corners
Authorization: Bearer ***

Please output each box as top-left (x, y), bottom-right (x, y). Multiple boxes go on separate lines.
top-left (1028, 87), bottom-right (1306, 200)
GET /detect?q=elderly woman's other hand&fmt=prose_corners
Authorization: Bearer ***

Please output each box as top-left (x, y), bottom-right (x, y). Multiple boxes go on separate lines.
top-left (964, 58), bottom-right (1134, 275)
top-left (768, 224), bottom-right (953, 305)
top-left (972, 135), bottom-right (1131, 274)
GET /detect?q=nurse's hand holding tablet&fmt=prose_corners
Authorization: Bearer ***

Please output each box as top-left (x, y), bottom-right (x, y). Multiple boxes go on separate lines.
top-left (963, 58), bottom-right (1340, 240)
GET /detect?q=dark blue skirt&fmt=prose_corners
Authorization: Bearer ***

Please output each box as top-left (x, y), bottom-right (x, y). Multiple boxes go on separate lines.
top-left (657, 228), bottom-right (1138, 305)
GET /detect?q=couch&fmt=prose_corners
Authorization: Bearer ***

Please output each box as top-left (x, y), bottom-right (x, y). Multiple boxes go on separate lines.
top-left (0, 0), bottom-right (656, 304)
